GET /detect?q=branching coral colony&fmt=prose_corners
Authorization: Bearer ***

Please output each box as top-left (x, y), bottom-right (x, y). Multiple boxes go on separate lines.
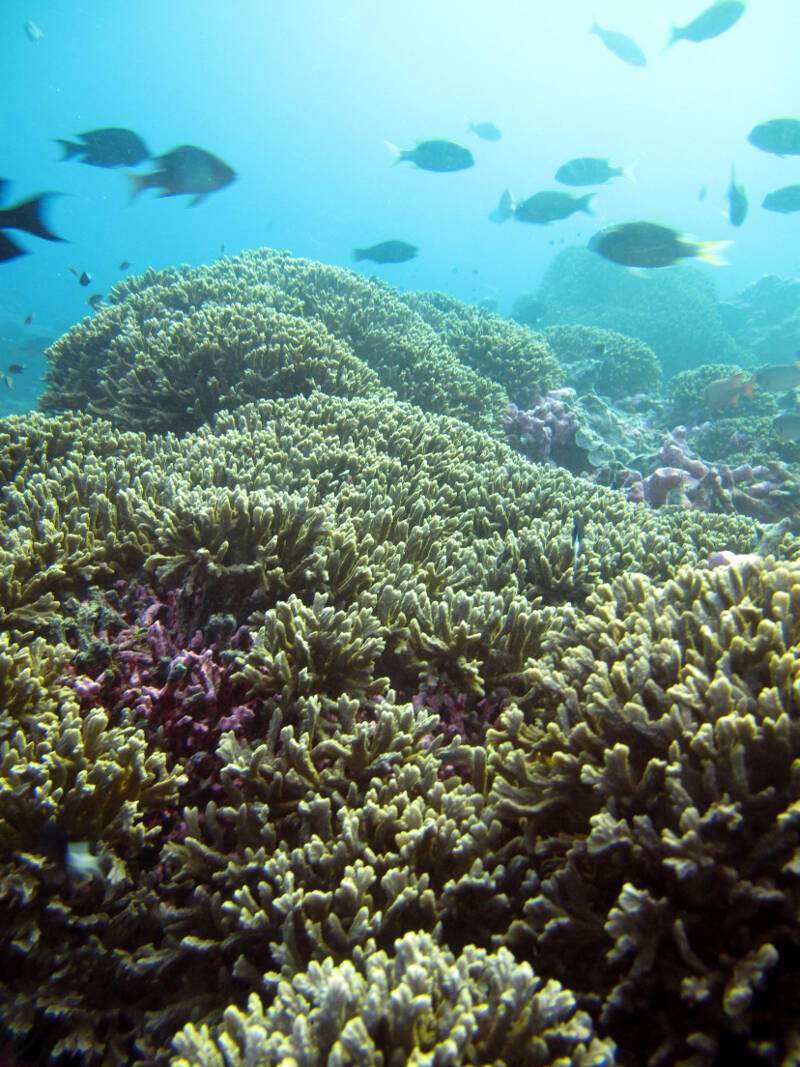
top-left (1, 250), bottom-right (799, 1065)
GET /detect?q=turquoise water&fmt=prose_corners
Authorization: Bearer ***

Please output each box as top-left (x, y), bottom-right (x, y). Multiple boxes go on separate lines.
top-left (1, 0), bottom-right (798, 414)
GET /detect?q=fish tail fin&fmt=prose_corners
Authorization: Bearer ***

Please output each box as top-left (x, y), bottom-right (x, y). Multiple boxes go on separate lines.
top-left (696, 239), bottom-right (732, 266)
top-left (2, 194), bottom-right (64, 242)
top-left (589, 16), bottom-right (599, 34)
top-left (127, 171), bottom-right (154, 202)
top-left (743, 374), bottom-right (756, 400)
top-left (384, 141), bottom-right (405, 165)
top-left (353, 248), bottom-right (367, 261)
top-left (665, 25), bottom-right (681, 48)
top-left (54, 139), bottom-right (83, 161)
top-left (581, 193), bottom-right (596, 215)
top-left (622, 161), bottom-right (637, 183)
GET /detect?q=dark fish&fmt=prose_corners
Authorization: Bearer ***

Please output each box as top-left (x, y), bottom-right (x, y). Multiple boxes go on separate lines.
top-left (748, 118), bottom-right (800, 157)
top-left (0, 182), bottom-right (65, 262)
top-left (667, 1), bottom-right (745, 46)
top-left (35, 822), bottom-right (108, 880)
top-left (386, 139), bottom-right (474, 172)
top-left (353, 239), bottom-right (418, 264)
top-left (774, 410), bottom-right (800, 442)
top-left (755, 362), bottom-right (800, 391)
top-left (56, 127), bottom-right (150, 168)
top-left (24, 19), bottom-right (43, 43)
top-left (589, 19), bottom-right (647, 66)
top-left (7, 363), bottom-right (25, 374)
top-left (555, 157), bottom-right (634, 186)
top-left (727, 167), bottom-right (748, 226)
top-left (2, 372), bottom-right (13, 389)
top-left (69, 267), bottom-right (92, 286)
top-left (762, 185), bottom-right (800, 214)
top-left (513, 190), bottom-right (595, 224)
top-left (23, 313), bottom-right (33, 326)
top-left (589, 221), bottom-right (730, 268)
top-left (130, 145), bottom-right (236, 205)
top-left (118, 259), bottom-right (131, 270)
top-left (467, 121), bottom-right (501, 141)
top-left (572, 514), bottom-right (585, 564)
top-left (87, 293), bottom-right (104, 309)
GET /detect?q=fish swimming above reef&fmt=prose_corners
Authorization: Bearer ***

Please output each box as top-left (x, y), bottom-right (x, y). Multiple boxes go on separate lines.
top-left (589, 19), bottom-right (647, 66)
top-left (56, 127), bottom-right (150, 168)
top-left (755, 362), bottom-right (800, 392)
top-left (385, 139), bottom-right (474, 172)
top-left (589, 221), bottom-right (730, 268)
top-left (773, 410), bottom-right (800, 442)
top-left (0, 180), bottom-right (65, 263)
top-left (748, 118), bottom-right (800, 157)
top-left (511, 190), bottom-right (595, 225)
top-left (87, 293), bottom-right (104, 309)
top-left (467, 121), bottom-right (501, 141)
top-left (555, 157), bottom-right (635, 186)
top-left (69, 266), bottom-right (91, 286)
top-left (488, 187), bottom-right (514, 223)
top-left (762, 185), bottom-right (800, 215)
top-left (667, 1), bottom-right (745, 46)
top-left (701, 371), bottom-right (755, 409)
top-left (353, 240), bottom-right (418, 264)
top-left (727, 167), bottom-right (748, 226)
top-left (130, 145), bottom-right (237, 205)
top-left (118, 259), bottom-right (131, 271)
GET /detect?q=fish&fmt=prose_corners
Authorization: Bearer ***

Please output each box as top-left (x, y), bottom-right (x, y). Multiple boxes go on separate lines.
top-left (87, 293), bottom-right (104, 309)
top-left (513, 190), bottom-right (595, 225)
top-left (762, 185), bottom-right (800, 215)
top-left (589, 19), bottom-right (647, 66)
top-left (572, 514), bottom-right (585, 569)
top-left (747, 118), bottom-right (800, 157)
top-left (589, 221), bottom-right (731, 268)
top-left (755, 362), bottom-right (800, 392)
top-left (667, 1), bottom-right (745, 46)
top-left (7, 363), bottom-right (25, 374)
top-left (555, 157), bottom-right (634, 186)
top-left (35, 823), bottom-right (109, 881)
top-left (488, 187), bottom-right (514, 223)
top-left (773, 411), bottom-right (800, 442)
top-left (2, 373), bottom-right (13, 389)
top-left (118, 259), bottom-right (131, 271)
top-left (69, 267), bottom-right (92, 286)
top-left (727, 167), bottom-right (748, 226)
top-left (467, 121), bottom-right (502, 141)
top-left (353, 240), bottom-right (418, 264)
top-left (0, 182), bottom-right (65, 262)
top-left (23, 313), bottom-right (33, 326)
top-left (700, 372), bottom-right (755, 409)
top-left (130, 145), bottom-right (237, 205)
top-left (24, 18), bottom-right (43, 43)
top-left (385, 139), bottom-right (474, 172)
top-left (56, 127), bottom-right (150, 168)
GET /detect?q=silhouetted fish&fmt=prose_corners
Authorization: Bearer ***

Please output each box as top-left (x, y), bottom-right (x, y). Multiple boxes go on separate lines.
top-left (667, 1), bottom-right (745, 46)
top-left (513, 190), bottom-right (595, 224)
top-left (130, 145), bottom-right (236, 205)
top-left (24, 18), bottom-right (43, 43)
top-left (762, 185), bottom-right (800, 214)
top-left (385, 139), bottom-right (474, 172)
top-left (748, 118), bottom-right (800, 157)
top-left (589, 221), bottom-right (730, 268)
top-left (353, 240), bottom-right (418, 264)
top-left (555, 157), bottom-right (634, 186)
top-left (589, 19), bottom-right (646, 66)
top-left (467, 122), bottom-right (501, 141)
top-left (0, 180), bottom-right (65, 263)
top-left (56, 127), bottom-right (150, 168)
top-left (727, 167), bottom-right (748, 226)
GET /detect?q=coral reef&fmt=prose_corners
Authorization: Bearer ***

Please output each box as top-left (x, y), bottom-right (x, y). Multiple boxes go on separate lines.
top-left (543, 323), bottom-right (663, 399)
top-left (721, 274), bottom-right (800, 364)
top-left (3, 249), bottom-right (800, 1065)
top-left (535, 247), bottom-right (745, 379)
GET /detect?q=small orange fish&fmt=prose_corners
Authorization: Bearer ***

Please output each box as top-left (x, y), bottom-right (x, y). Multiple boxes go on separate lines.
top-left (701, 372), bottom-right (755, 409)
